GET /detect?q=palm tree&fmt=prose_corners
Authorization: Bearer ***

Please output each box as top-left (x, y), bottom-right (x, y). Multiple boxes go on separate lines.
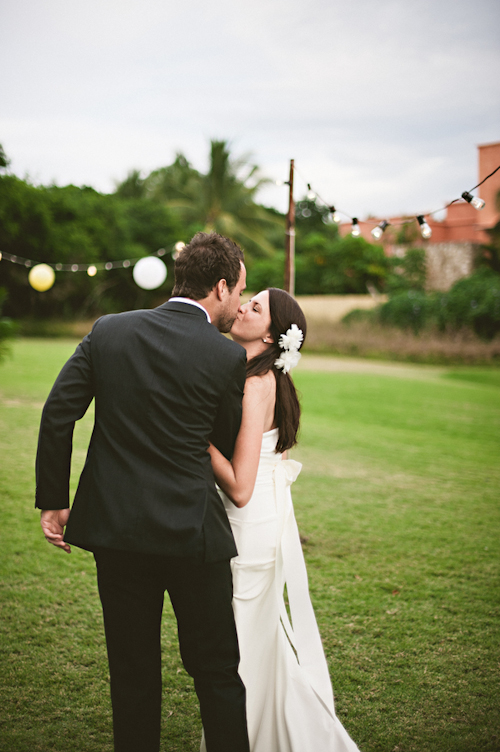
top-left (146, 141), bottom-right (281, 258)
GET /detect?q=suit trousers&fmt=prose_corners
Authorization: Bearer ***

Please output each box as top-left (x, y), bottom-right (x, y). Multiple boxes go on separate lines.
top-left (93, 547), bottom-right (250, 752)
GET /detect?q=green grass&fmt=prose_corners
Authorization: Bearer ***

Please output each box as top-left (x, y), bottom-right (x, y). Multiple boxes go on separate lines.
top-left (1, 340), bottom-right (499, 751)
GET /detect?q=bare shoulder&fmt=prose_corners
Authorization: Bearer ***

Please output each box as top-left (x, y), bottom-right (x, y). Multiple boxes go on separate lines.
top-left (245, 371), bottom-right (276, 398)
top-left (243, 372), bottom-right (276, 432)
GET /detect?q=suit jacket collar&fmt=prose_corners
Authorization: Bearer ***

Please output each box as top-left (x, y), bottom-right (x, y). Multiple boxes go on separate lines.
top-left (159, 300), bottom-right (211, 321)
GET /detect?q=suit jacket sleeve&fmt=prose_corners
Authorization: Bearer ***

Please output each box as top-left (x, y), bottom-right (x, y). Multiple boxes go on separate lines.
top-left (209, 351), bottom-right (246, 461)
top-left (35, 332), bottom-right (95, 510)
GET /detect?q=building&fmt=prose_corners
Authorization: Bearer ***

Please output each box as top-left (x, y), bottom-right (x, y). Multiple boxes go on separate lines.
top-left (339, 141), bottom-right (500, 290)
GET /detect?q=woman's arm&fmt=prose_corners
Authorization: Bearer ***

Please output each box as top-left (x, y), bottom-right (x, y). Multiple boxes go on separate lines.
top-left (208, 373), bottom-right (275, 507)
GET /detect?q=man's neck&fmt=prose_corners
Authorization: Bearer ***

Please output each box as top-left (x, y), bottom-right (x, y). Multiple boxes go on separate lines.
top-left (195, 294), bottom-right (220, 327)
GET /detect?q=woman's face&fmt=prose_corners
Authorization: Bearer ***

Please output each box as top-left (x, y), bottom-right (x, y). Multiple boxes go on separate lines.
top-left (231, 290), bottom-right (272, 344)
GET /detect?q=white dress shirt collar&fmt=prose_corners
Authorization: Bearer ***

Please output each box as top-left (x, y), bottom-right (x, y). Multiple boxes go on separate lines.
top-left (168, 297), bottom-right (211, 323)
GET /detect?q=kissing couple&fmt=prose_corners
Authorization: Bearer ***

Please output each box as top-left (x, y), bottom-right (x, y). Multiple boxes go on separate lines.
top-left (36, 232), bottom-right (360, 752)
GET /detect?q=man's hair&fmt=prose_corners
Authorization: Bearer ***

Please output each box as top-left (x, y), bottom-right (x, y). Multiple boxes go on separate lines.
top-left (172, 232), bottom-right (244, 300)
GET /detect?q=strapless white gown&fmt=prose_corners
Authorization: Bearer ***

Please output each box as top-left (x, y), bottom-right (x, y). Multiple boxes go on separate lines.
top-left (201, 428), bottom-right (360, 752)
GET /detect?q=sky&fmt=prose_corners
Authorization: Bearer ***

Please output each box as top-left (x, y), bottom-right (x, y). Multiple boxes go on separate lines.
top-left (1, 0), bottom-right (500, 219)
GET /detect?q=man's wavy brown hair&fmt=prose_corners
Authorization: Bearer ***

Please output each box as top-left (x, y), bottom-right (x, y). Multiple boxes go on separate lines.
top-left (172, 232), bottom-right (244, 300)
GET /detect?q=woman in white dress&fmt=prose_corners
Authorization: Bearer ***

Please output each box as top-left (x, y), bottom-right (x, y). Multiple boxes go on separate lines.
top-left (204, 288), bottom-right (360, 752)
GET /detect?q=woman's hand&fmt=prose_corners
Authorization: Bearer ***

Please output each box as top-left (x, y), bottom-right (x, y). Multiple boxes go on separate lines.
top-left (209, 373), bottom-right (275, 507)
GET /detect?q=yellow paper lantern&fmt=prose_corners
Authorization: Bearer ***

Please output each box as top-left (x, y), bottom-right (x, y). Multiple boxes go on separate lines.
top-left (29, 263), bottom-right (55, 292)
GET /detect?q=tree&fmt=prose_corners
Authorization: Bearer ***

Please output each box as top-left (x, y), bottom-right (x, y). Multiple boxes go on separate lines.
top-left (386, 248), bottom-right (427, 293)
top-left (0, 288), bottom-right (15, 362)
top-left (144, 141), bottom-right (281, 258)
top-left (115, 169), bottom-right (146, 200)
top-left (0, 143), bottom-right (10, 169)
top-left (292, 199), bottom-right (390, 294)
top-left (144, 154), bottom-right (201, 204)
top-left (0, 176), bottom-right (181, 319)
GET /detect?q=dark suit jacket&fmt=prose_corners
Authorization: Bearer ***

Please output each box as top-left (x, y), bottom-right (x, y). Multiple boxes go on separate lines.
top-left (35, 301), bottom-right (247, 562)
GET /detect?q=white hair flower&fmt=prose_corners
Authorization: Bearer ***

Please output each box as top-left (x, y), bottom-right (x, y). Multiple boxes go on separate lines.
top-left (274, 349), bottom-right (301, 375)
top-left (278, 323), bottom-right (303, 351)
top-left (274, 324), bottom-right (303, 373)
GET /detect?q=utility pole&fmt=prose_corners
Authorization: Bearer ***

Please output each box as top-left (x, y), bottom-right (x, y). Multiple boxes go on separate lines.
top-left (284, 159), bottom-right (295, 296)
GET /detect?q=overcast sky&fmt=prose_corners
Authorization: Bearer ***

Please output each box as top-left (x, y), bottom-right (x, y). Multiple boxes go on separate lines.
top-left (1, 0), bottom-right (499, 219)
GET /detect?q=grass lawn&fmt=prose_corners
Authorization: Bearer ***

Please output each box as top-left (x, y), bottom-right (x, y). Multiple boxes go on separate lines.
top-left (1, 339), bottom-right (499, 752)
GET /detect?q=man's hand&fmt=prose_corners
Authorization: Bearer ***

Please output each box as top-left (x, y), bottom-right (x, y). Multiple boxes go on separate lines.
top-left (40, 509), bottom-right (71, 553)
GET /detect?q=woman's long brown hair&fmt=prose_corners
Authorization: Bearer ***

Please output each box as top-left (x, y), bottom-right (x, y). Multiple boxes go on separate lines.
top-left (245, 288), bottom-right (307, 453)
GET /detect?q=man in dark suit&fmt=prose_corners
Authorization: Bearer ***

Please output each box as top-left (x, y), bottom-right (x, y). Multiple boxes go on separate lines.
top-left (36, 232), bottom-right (250, 752)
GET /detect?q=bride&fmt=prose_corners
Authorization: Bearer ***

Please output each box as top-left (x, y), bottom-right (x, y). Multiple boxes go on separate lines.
top-left (203, 288), bottom-right (360, 752)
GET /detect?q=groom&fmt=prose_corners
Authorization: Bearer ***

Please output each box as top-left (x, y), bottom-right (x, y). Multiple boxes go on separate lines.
top-left (35, 232), bottom-right (250, 752)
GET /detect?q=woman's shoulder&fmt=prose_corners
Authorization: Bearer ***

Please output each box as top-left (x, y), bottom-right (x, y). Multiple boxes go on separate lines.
top-left (244, 372), bottom-right (275, 406)
top-left (245, 370), bottom-right (275, 395)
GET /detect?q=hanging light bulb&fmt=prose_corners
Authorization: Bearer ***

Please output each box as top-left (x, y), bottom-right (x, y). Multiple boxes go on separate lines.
top-left (461, 191), bottom-right (486, 210)
top-left (351, 218), bottom-right (361, 237)
top-left (329, 206), bottom-right (342, 224)
top-left (172, 241), bottom-right (186, 260)
top-left (417, 215), bottom-right (432, 239)
top-left (371, 220), bottom-right (389, 240)
top-left (306, 184), bottom-right (315, 201)
top-left (87, 265), bottom-right (97, 277)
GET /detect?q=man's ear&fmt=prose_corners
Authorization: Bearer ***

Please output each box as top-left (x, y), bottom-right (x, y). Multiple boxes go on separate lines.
top-left (215, 279), bottom-right (228, 301)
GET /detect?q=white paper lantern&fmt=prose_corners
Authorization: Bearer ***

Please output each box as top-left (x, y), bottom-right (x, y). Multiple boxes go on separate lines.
top-left (132, 256), bottom-right (167, 290)
top-left (29, 263), bottom-right (55, 292)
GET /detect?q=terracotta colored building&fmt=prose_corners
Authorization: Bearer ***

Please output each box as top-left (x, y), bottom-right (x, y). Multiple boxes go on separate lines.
top-left (426, 141), bottom-right (500, 246)
top-left (339, 141), bottom-right (500, 290)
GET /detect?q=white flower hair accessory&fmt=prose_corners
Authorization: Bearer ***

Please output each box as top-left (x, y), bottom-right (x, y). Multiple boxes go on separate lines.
top-left (278, 323), bottom-right (303, 351)
top-left (274, 324), bottom-right (304, 374)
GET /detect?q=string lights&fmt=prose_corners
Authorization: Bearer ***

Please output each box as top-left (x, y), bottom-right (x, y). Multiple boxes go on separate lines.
top-left (290, 163), bottom-right (500, 242)
top-left (0, 247), bottom-right (172, 291)
top-left (306, 184), bottom-right (316, 201)
top-left (328, 206), bottom-right (342, 224)
top-left (2, 160), bottom-right (499, 295)
top-left (461, 191), bottom-right (485, 210)
top-left (371, 220), bottom-right (389, 240)
top-left (416, 215), bottom-right (432, 239)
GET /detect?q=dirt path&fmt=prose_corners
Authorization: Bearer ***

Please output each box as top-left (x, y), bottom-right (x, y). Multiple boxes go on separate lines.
top-left (299, 354), bottom-right (447, 380)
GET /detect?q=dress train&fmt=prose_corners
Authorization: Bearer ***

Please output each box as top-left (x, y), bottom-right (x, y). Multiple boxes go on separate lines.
top-left (201, 429), bottom-right (360, 752)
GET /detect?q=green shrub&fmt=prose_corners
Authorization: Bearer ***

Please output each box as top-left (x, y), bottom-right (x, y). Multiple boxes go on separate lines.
top-left (342, 307), bottom-right (377, 325)
top-left (437, 269), bottom-right (500, 339)
top-left (349, 270), bottom-right (500, 340)
top-left (386, 248), bottom-right (427, 293)
top-left (378, 290), bottom-right (437, 333)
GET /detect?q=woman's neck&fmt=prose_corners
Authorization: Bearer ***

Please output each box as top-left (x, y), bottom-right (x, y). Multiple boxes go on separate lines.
top-left (232, 338), bottom-right (270, 361)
